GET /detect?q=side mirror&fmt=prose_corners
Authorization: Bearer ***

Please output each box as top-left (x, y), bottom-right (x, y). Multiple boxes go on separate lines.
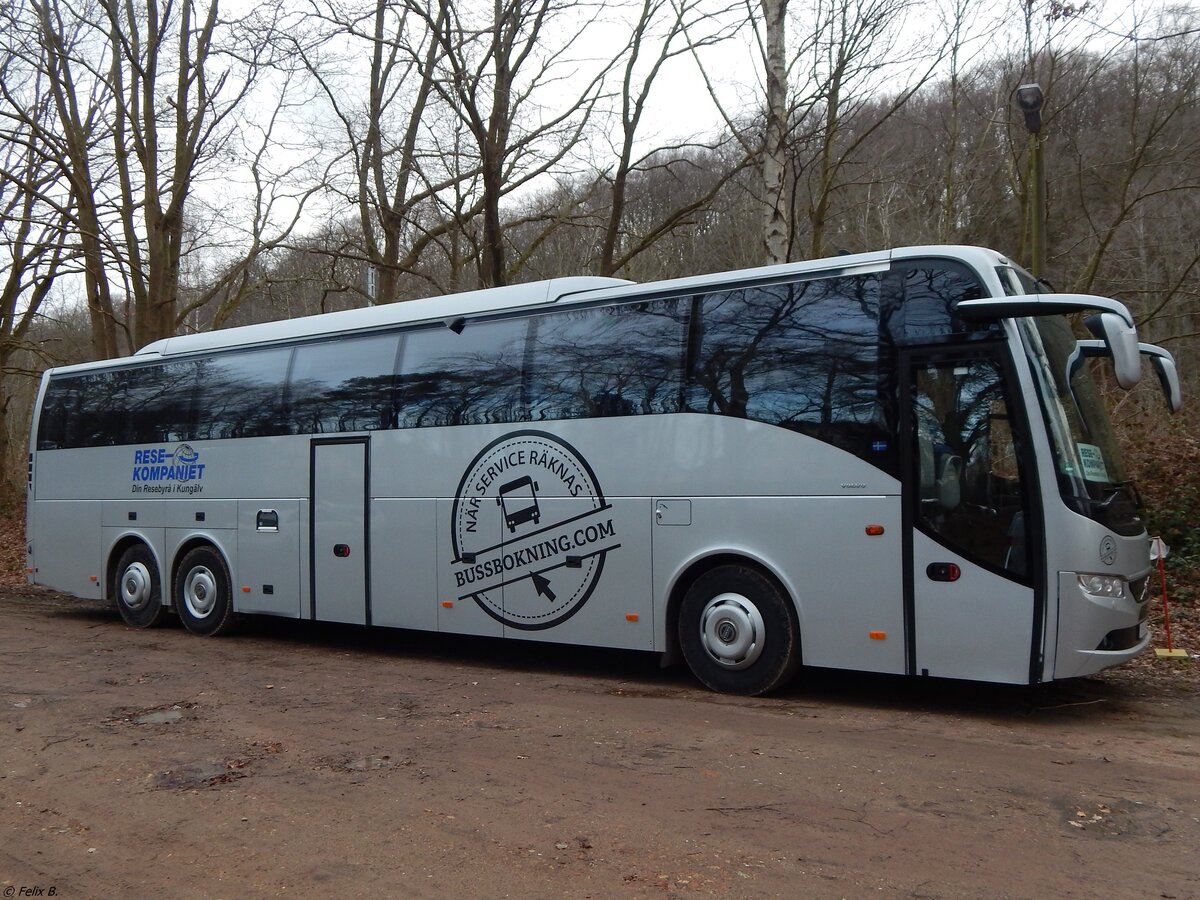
top-left (1084, 312), bottom-right (1141, 389)
top-left (957, 293), bottom-right (1142, 391)
top-left (1141, 343), bottom-right (1182, 414)
top-left (1071, 340), bottom-right (1182, 414)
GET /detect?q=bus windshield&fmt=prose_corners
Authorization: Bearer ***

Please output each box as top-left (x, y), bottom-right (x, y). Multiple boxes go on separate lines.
top-left (995, 262), bottom-right (1142, 535)
top-left (1022, 315), bottom-right (1142, 535)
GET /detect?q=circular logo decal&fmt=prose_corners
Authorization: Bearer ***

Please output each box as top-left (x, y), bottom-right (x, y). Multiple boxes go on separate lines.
top-left (174, 443), bottom-right (200, 480)
top-left (450, 431), bottom-right (619, 630)
top-left (1099, 535), bottom-right (1117, 566)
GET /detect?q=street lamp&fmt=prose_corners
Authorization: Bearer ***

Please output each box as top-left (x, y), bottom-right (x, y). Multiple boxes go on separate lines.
top-left (1014, 83), bottom-right (1047, 278)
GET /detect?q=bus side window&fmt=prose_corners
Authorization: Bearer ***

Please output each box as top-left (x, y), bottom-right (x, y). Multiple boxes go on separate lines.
top-left (395, 318), bottom-right (528, 428)
top-left (687, 274), bottom-right (889, 466)
top-left (75, 369), bottom-right (129, 447)
top-left (525, 299), bottom-right (686, 421)
top-left (886, 261), bottom-right (991, 342)
top-left (38, 373), bottom-right (126, 450)
top-left (288, 334), bottom-right (400, 434)
top-left (124, 361), bottom-right (198, 444)
top-left (36, 379), bottom-right (75, 449)
top-left (193, 349), bottom-right (292, 440)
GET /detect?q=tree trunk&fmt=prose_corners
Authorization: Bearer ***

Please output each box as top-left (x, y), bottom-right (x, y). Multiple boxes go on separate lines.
top-left (761, 0), bottom-right (789, 265)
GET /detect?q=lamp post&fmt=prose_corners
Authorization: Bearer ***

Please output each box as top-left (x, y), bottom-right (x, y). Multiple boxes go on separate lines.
top-left (1014, 83), bottom-right (1047, 278)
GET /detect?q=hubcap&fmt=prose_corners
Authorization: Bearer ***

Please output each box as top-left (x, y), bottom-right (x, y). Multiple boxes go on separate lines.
top-left (183, 566), bottom-right (218, 619)
top-left (699, 592), bottom-right (765, 670)
top-left (120, 562), bottom-right (153, 611)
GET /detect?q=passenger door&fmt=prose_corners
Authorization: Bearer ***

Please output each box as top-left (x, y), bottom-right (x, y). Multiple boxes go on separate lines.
top-left (310, 438), bottom-right (369, 625)
top-left (902, 350), bottom-right (1041, 682)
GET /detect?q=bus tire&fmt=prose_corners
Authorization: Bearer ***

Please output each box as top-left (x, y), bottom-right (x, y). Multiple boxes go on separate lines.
top-left (678, 564), bottom-right (800, 696)
top-left (114, 544), bottom-right (171, 628)
top-left (174, 546), bottom-right (237, 637)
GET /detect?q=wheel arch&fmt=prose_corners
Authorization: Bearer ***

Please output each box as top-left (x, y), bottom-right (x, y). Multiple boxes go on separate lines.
top-left (662, 550), bottom-right (802, 668)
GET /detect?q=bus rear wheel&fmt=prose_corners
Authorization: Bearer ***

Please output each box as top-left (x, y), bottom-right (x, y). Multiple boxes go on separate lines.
top-left (114, 544), bottom-right (170, 628)
top-left (678, 565), bottom-right (800, 696)
top-left (174, 546), bottom-right (237, 636)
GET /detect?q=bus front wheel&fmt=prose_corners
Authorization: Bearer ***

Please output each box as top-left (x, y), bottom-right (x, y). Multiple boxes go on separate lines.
top-left (678, 565), bottom-right (800, 695)
top-left (174, 546), bottom-right (237, 636)
top-left (114, 544), bottom-right (171, 628)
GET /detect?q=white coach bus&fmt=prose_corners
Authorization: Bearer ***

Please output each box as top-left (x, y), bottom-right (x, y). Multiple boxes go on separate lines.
top-left (26, 246), bottom-right (1182, 694)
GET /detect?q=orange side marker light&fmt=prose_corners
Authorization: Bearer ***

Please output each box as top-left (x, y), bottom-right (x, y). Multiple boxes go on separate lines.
top-left (865, 524), bottom-right (885, 536)
top-left (869, 631), bottom-right (887, 640)
top-left (442, 600), bottom-right (454, 609)
top-left (625, 613), bottom-right (639, 622)
top-left (242, 586), bottom-right (252, 593)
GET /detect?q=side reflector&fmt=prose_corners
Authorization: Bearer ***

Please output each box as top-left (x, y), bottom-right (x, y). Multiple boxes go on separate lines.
top-left (442, 601), bottom-right (454, 608)
top-left (89, 575), bottom-right (98, 582)
top-left (865, 524), bottom-right (885, 536)
top-left (241, 586), bottom-right (252, 593)
top-left (869, 630), bottom-right (887, 640)
top-left (625, 613), bottom-right (639, 622)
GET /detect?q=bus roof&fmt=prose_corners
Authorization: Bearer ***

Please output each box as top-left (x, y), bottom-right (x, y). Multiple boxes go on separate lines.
top-left (53, 245), bottom-right (1011, 373)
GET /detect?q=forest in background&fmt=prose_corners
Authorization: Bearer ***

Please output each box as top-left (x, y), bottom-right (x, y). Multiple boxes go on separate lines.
top-left (1, 0), bottom-right (1197, 581)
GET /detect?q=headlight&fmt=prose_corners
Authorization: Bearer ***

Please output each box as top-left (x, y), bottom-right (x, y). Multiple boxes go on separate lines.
top-left (1078, 574), bottom-right (1128, 600)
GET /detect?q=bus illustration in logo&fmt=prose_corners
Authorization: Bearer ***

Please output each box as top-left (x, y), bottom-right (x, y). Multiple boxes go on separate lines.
top-left (497, 476), bottom-right (540, 532)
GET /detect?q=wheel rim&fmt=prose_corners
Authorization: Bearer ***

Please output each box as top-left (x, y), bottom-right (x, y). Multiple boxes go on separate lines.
top-left (698, 592), bottom-right (765, 670)
top-left (182, 566), bottom-right (218, 619)
top-left (120, 562), bottom-right (153, 611)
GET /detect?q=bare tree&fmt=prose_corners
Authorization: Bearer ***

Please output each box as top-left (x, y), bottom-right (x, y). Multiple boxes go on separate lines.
top-left (294, 0), bottom-right (478, 304)
top-left (0, 51), bottom-right (73, 504)
top-left (683, 0), bottom-right (800, 266)
top-left (789, 0), bottom-right (943, 259)
top-left (5, 0), bottom-right (305, 355)
top-left (1058, 29), bottom-right (1200, 304)
top-left (583, 0), bottom-right (745, 275)
top-left (426, 0), bottom-right (611, 287)
top-left (23, 0), bottom-right (123, 358)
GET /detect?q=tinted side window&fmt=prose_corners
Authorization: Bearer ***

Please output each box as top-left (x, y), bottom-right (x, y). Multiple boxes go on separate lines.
top-left (37, 376), bottom-right (80, 449)
top-left (289, 334), bottom-right (400, 434)
top-left (526, 299), bottom-right (686, 420)
top-left (39, 365), bottom-right (193, 449)
top-left (38, 370), bottom-right (132, 449)
top-left (38, 377), bottom-right (77, 449)
top-left (124, 362), bottom-right (198, 444)
top-left (397, 319), bottom-right (528, 428)
top-left (885, 260), bottom-right (992, 342)
top-left (192, 349), bottom-right (292, 439)
top-left (78, 370), bottom-right (134, 448)
top-left (689, 274), bottom-right (892, 464)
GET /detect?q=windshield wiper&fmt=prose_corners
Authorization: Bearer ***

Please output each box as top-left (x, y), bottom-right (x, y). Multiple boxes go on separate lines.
top-left (1095, 480), bottom-right (1141, 510)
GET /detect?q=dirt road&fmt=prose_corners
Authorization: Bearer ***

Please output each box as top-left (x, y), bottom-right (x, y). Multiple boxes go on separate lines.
top-left (1, 587), bottom-right (1198, 899)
